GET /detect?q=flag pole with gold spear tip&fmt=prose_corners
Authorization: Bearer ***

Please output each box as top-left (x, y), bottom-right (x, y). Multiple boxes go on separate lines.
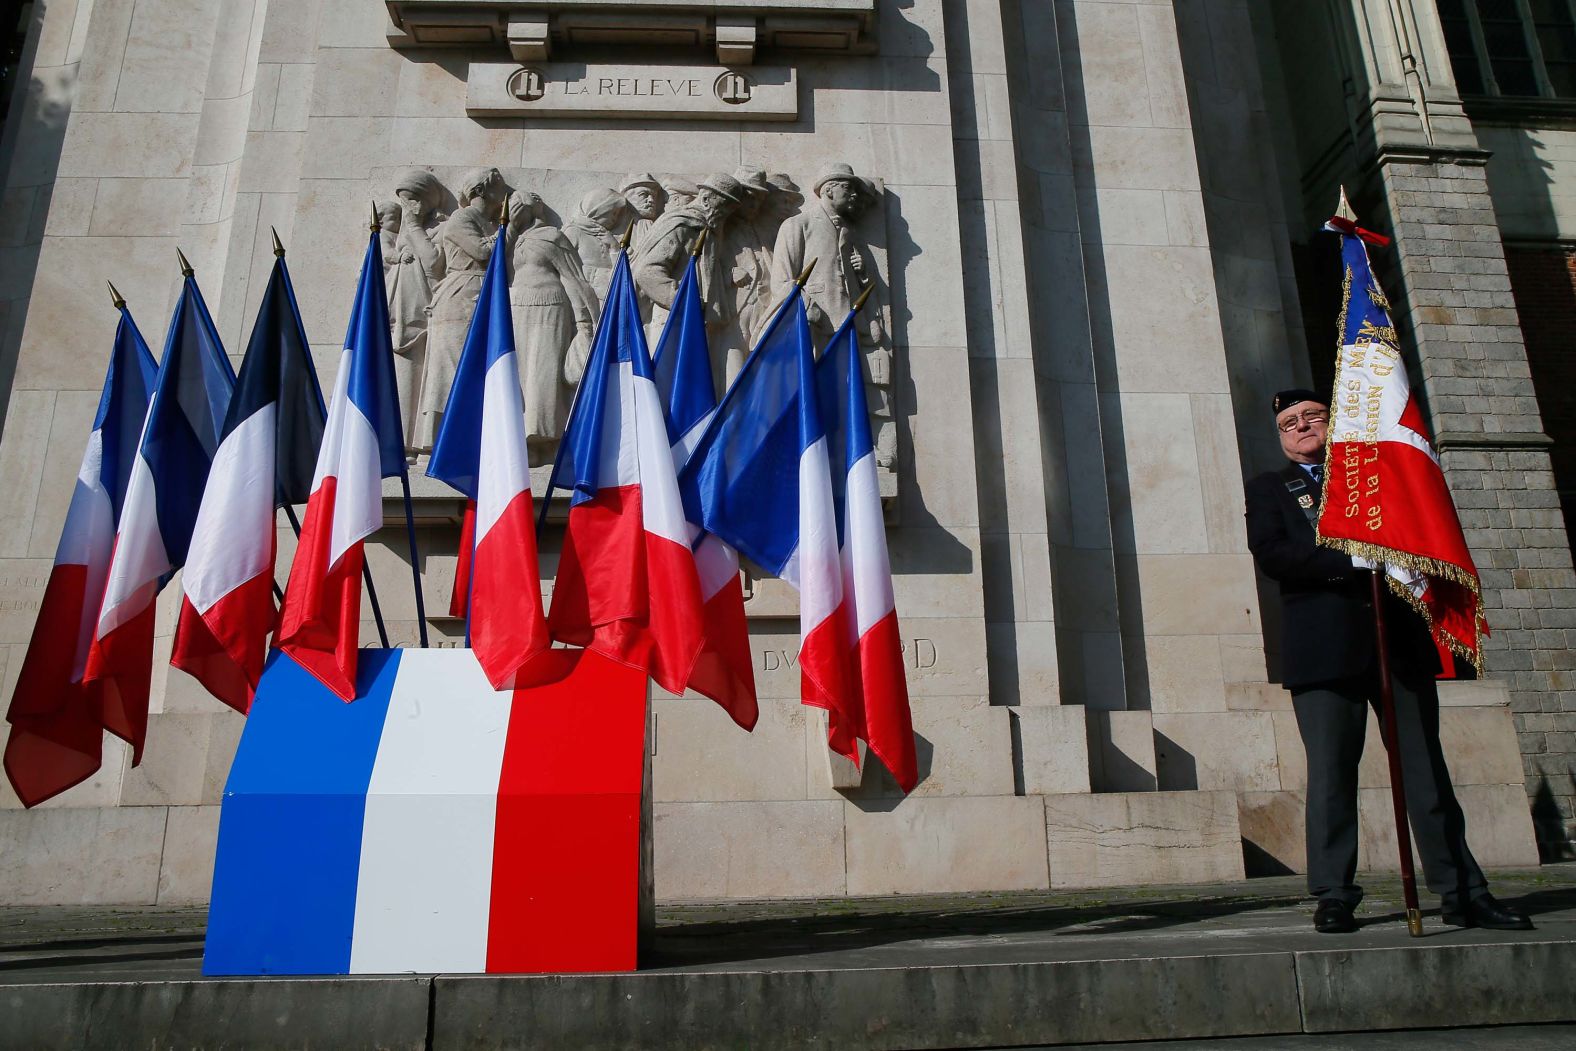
top-left (271, 227), bottom-right (390, 648)
top-left (373, 202), bottom-right (430, 647)
top-left (1329, 186), bottom-right (1424, 937)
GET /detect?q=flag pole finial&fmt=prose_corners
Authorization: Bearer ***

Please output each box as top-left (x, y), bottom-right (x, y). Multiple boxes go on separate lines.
top-left (369, 201), bottom-right (380, 234)
top-left (271, 227), bottom-right (286, 257)
top-left (107, 280), bottom-right (125, 309)
top-left (795, 258), bottom-right (817, 286)
top-left (690, 227), bottom-right (708, 258)
top-left (1335, 186), bottom-right (1358, 222)
top-left (620, 223), bottom-right (634, 251)
top-left (853, 281), bottom-right (874, 313)
top-left (176, 248), bottom-right (193, 277)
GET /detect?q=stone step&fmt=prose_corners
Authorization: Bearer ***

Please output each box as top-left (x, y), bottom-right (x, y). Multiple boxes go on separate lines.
top-left (3, 933), bottom-right (1572, 1049)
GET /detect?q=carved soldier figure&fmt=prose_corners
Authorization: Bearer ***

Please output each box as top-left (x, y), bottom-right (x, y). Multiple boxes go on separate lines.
top-left (631, 172), bottom-right (744, 389)
top-left (509, 190), bottom-right (600, 465)
top-left (417, 167), bottom-right (516, 454)
top-left (772, 162), bottom-right (893, 466)
top-left (661, 175), bottom-right (698, 212)
top-left (618, 173), bottom-right (665, 252)
top-left (715, 167), bottom-right (776, 383)
top-left (381, 169), bottom-right (446, 458)
top-left (564, 187), bottom-right (627, 303)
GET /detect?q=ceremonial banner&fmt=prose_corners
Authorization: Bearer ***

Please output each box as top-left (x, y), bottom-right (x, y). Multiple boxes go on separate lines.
top-left (172, 252), bottom-right (326, 713)
top-left (651, 251), bottom-right (757, 730)
top-left (1316, 217), bottom-right (1488, 669)
top-left (3, 305), bottom-right (158, 807)
top-left (427, 221), bottom-right (552, 691)
top-left (545, 252), bottom-right (705, 696)
top-left (204, 647), bottom-right (648, 975)
top-left (84, 269), bottom-right (236, 760)
top-left (276, 230), bottom-right (406, 700)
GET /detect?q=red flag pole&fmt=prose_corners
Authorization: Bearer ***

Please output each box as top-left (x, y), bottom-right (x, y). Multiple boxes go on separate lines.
top-left (1368, 568), bottom-right (1424, 937)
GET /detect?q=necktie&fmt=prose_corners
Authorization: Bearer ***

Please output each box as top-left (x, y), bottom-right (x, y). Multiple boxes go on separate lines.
top-left (1310, 465), bottom-right (1323, 485)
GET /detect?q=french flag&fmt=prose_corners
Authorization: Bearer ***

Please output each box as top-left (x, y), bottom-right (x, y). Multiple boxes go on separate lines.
top-left (171, 252), bottom-right (326, 713)
top-left (276, 230), bottom-right (406, 702)
top-left (3, 303), bottom-right (158, 807)
top-left (545, 252), bottom-right (705, 697)
top-left (84, 268), bottom-right (236, 763)
top-left (205, 647), bottom-right (647, 976)
top-left (679, 288), bottom-right (860, 766)
top-left (817, 310), bottom-right (918, 792)
top-left (650, 251), bottom-right (757, 730)
top-left (427, 220), bottom-right (552, 690)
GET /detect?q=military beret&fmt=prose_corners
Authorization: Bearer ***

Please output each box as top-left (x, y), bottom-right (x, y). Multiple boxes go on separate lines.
top-left (1272, 388), bottom-right (1328, 415)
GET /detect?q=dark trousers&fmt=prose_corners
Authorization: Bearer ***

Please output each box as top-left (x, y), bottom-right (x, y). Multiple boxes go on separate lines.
top-left (1291, 669), bottom-right (1487, 907)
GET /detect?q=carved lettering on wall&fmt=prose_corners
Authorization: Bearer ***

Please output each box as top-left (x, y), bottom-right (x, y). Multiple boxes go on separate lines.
top-left (468, 62), bottom-right (797, 121)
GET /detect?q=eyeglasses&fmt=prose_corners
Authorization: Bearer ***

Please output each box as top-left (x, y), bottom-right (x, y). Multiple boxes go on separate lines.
top-left (1277, 410), bottom-right (1328, 432)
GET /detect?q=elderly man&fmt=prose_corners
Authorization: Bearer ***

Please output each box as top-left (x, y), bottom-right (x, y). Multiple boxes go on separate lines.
top-left (631, 173), bottom-right (744, 388)
top-left (618, 172), bottom-right (665, 251)
top-left (1244, 388), bottom-right (1531, 934)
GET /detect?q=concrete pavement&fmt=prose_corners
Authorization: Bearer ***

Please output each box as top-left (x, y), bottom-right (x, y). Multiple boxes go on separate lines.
top-left (2, 865), bottom-right (1574, 1049)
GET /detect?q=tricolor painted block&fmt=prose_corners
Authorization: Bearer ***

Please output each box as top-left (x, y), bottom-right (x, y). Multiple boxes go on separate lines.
top-left (203, 647), bottom-right (649, 976)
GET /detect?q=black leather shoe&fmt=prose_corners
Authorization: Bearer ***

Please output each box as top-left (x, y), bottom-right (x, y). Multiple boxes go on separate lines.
top-left (1314, 899), bottom-right (1358, 933)
top-left (1442, 893), bottom-right (1534, 931)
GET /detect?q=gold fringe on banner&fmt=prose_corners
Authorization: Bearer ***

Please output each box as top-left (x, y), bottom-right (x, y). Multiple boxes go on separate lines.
top-left (1313, 250), bottom-right (1487, 672)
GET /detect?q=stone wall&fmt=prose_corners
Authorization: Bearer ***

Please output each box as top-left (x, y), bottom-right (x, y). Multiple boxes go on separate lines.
top-left (0, 0), bottom-right (1551, 904)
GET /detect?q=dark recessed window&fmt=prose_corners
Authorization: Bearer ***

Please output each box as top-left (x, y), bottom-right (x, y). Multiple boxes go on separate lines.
top-left (1440, 0), bottom-right (1576, 99)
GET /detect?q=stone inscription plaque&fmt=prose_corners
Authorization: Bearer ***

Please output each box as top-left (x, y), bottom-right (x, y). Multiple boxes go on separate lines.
top-left (466, 62), bottom-right (797, 120)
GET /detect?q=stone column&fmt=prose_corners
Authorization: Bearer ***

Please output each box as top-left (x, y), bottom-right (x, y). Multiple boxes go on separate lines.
top-left (1330, 0), bottom-right (1576, 858)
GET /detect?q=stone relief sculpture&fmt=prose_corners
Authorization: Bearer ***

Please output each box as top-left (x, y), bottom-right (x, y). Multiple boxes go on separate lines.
top-left (617, 173), bottom-right (665, 252)
top-left (563, 188), bottom-right (627, 303)
top-left (771, 162), bottom-right (893, 468)
top-left (368, 162), bottom-right (890, 476)
top-left (630, 172), bottom-right (745, 390)
top-left (509, 190), bottom-right (600, 465)
top-left (715, 167), bottom-right (776, 385)
top-left (417, 167), bottom-right (512, 454)
top-left (381, 169), bottom-right (446, 459)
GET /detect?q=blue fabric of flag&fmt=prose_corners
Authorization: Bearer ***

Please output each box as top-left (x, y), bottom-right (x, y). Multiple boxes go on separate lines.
top-left (426, 223), bottom-right (512, 500)
top-left (545, 252), bottom-right (651, 512)
top-left (677, 289), bottom-right (814, 577)
top-left (204, 648), bottom-right (400, 976)
top-left (141, 276), bottom-right (236, 568)
top-left (226, 256), bottom-right (327, 507)
top-left (98, 309), bottom-right (160, 521)
top-left (651, 254), bottom-right (715, 446)
top-left (345, 232), bottom-right (408, 479)
top-left (812, 313), bottom-right (873, 546)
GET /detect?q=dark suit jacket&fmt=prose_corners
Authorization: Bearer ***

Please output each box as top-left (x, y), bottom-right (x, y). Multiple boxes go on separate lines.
top-left (1245, 464), bottom-right (1439, 689)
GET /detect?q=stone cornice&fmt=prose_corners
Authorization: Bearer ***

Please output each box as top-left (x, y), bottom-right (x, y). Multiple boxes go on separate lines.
top-left (385, 0), bottom-right (878, 63)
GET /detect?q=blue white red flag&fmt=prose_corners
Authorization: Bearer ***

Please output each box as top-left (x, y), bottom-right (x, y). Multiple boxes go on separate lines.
top-left (427, 221), bottom-right (552, 690)
top-left (650, 254), bottom-right (756, 729)
top-left (276, 231), bottom-right (406, 700)
top-left (3, 306), bottom-right (158, 806)
top-left (544, 252), bottom-right (705, 695)
top-left (678, 289), bottom-right (858, 764)
top-left (83, 271), bottom-right (236, 763)
top-left (205, 647), bottom-right (646, 976)
top-left (817, 313), bottom-right (917, 791)
top-left (172, 253), bottom-right (326, 713)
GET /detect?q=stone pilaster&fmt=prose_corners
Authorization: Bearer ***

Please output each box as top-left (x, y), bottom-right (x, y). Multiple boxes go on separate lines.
top-left (1373, 156), bottom-right (1576, 858)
